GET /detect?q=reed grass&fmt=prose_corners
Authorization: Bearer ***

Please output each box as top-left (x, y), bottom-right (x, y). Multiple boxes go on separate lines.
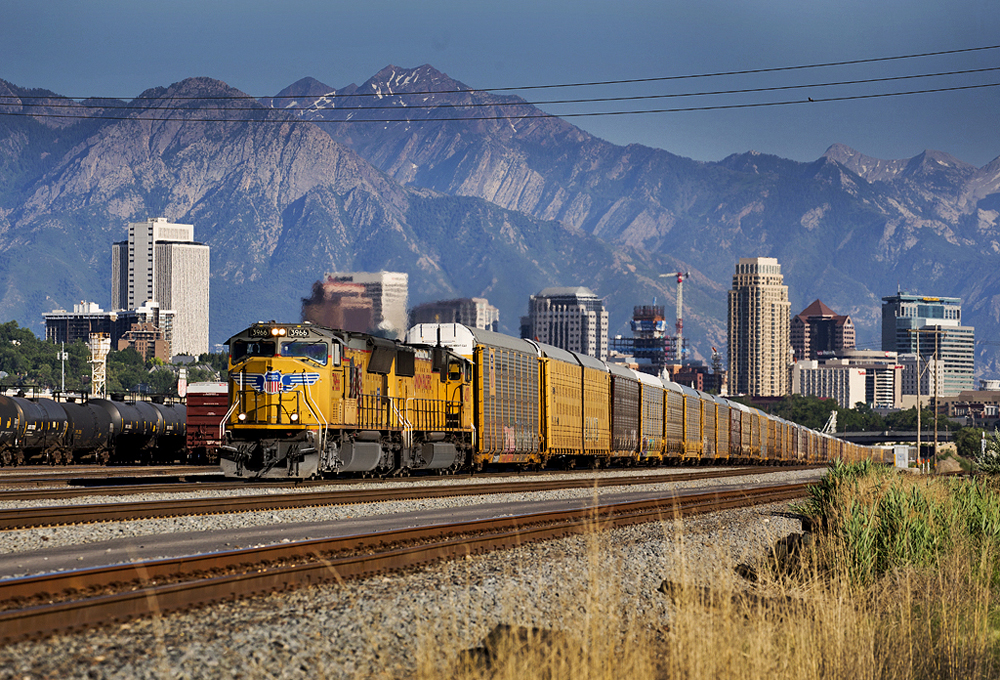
top-left (421, 463), bottom-right (1000, 680)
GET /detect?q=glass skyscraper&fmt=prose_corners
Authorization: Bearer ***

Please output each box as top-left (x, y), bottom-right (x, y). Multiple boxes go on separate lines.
top-left (881, 291), bottom-right (974, 396)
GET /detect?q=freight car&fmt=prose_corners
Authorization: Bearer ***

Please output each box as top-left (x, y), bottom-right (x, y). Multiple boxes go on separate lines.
top-left (218, 321), bottom-right (879, 479)
top-left (185, 382), bottom-right (229, 464)
top-left (0, 393), bottom-right (187, 466)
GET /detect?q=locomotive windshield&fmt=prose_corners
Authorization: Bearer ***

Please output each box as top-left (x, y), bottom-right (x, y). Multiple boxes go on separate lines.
top-left (279, 340), bottom-right (330, 366)
top-left (230, 340), bottom-right (275, 362)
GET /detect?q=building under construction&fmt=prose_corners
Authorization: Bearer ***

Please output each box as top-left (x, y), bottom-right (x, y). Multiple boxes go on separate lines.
top-left (630, 305), bottom-right (669, 375)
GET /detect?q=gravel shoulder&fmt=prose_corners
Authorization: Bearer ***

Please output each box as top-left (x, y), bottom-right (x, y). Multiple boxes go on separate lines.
top-left (0, 496), bottom-right (808, 680)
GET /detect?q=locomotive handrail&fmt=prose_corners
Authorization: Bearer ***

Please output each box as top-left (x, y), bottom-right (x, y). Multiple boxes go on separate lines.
top-left (301, 380), bottom-right (327, 455)
top-left (218, 382), bottom-right (240, 441)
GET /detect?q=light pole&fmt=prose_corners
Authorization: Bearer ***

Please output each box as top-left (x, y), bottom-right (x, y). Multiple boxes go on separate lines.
top-left (909, 328), bottom-right (945, 473)
top-left (59, 341), bottom-right (68, 394)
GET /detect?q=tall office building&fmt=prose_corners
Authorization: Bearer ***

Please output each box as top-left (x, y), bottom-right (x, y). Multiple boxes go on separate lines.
top-left (881, 291), bottom-right (974, 396)
top-left (791, 299), bottom-right (855, 360)
top-left (523, 287), bottom-right (609, 360)
top-left (111, 217), bottom-right (210, 356)
top-left (727, 257), bottom-right (791, 397)
top-left (321, 271), bottom-right (409, 337)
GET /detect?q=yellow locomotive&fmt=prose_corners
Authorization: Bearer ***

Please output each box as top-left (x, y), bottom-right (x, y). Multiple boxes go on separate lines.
top-left (220, 321), bottom-right (879, 479)
top-left (220, 322), bottom-right (473, 478)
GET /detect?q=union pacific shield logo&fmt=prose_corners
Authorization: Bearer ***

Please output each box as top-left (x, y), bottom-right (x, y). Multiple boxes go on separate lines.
top-left (265, 370), bottom-right (282, 394)
top-left (235, 371), bottom-right (321, 394)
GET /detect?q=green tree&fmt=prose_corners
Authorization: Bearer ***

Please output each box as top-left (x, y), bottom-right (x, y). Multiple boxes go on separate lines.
top-left (884, 406), bottom-right (958, 432)
top-left (975, 429), bottom-right (1000, 474)
top-left (198, 352), bottom-right (229, 376)
top-left (106, 347), bottom-right (149, 394)
top-left (147, 367), bottom-right (178, 395)
top-left (954, 427), bottom-right (985, 460)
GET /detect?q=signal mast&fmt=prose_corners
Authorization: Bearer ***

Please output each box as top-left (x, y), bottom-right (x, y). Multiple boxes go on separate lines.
top-left (659, 271), bottom-right (691, 363)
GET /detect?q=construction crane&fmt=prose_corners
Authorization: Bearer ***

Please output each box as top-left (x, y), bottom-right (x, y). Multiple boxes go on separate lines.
top-left (659, 271), bottom-right (691, 363)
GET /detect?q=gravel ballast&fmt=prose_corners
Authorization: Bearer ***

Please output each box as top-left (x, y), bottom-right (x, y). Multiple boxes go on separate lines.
top-left (0, 468), bottom-right (824, 567)
top-left (0, 489), bottom-right (811, 678)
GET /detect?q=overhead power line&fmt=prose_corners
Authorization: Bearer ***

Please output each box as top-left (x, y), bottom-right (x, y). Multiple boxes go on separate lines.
top-left (2, 66), bottom-right (997, 114)
top-left (2, 44), bottom-right (998, 102)
top-left (0, 81), bottom-right (997, 124)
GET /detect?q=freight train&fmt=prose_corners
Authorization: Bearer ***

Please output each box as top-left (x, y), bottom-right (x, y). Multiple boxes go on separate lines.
top-left (219, 322), bottom-right (880, 480)
top-left (0, 393), bottom-right (186, 466)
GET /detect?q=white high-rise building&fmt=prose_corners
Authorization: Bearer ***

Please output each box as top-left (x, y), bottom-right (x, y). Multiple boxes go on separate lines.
top-left (524, 287), bottom-right (609, 361)
top-left (111, 217), bottom-right (210, 356)
top-left (881, 291), bottom-right (974, 396)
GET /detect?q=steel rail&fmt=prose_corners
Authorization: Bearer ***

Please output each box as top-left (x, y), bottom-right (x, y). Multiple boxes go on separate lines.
top-left (0, 466), bottom-right (822, 529)
top-left (0, 482), bottom-right (808, 644)
top-left (0, 466), bottom-right (215, 486)
top-left (0, 464), bottom-right (800, 501)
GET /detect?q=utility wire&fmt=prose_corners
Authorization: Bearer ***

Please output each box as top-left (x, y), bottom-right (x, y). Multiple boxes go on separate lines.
top-left (3, 44), bottom-right (999, 101)
top-left (1, 81), bottom-right (997, 123)
top-left (2, 66), bottom-right (998, 113)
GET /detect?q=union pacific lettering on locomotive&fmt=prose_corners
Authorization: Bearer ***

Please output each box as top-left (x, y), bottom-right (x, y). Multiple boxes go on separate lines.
top-left (219, 322), bottom-right (880, 480)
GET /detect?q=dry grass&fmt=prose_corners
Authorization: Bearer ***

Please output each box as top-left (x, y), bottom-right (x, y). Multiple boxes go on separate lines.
top-left (412, 465), bottom-right (1000, 680)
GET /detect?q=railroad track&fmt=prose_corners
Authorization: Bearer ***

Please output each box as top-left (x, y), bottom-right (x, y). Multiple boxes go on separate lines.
top-left (0, 481), bottom-right (809, 645)
top-left (0, 465), bottom-right (823, 529)
top-left (0, 465), bottom-right (217, 488)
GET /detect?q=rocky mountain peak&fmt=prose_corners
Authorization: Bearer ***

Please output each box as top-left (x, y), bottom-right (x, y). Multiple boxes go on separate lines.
top-left (261, 77), bottom-right (338, 110)
top-left (903, 149), bottom-right (976, 177)
top-left (364, 64), bottom-right (467, 94)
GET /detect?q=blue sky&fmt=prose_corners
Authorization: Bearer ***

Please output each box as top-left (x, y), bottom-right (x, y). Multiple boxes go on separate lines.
top-left (3, 0), bottom-right (998, 165)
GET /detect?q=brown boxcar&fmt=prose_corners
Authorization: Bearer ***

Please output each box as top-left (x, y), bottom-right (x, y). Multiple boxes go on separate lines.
top-left (663, 381), bottom-right (685, 459)
top-left (186, 382), bottom-right (229, 464)
top-left (679, 384), bottom-right (703, 459)
top-left (712, 395), bottom-right (730, 461)
top-left (702, 391), bottom-right (717, 459)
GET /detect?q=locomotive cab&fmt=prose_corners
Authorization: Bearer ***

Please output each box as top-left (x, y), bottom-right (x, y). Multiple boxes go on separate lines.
top-left (222, 322), bottom-right (338, 478)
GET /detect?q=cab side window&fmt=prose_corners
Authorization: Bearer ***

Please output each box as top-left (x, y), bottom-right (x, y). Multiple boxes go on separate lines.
top-left (231, 340), bottom-right (275, 362)
top-left (279, 341), bottom-right (329, 366)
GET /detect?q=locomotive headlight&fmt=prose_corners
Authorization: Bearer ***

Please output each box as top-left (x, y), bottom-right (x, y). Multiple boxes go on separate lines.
top-left (290, 413), bottom-right (299, 422)
top-left (270, 327), bottom-right (287, 336)
top-left (237, 412), bottom-right (247, 421)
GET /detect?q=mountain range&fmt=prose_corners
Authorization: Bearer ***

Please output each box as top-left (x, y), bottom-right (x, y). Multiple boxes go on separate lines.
top-left (1, 65), bottom-right (998, 376)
